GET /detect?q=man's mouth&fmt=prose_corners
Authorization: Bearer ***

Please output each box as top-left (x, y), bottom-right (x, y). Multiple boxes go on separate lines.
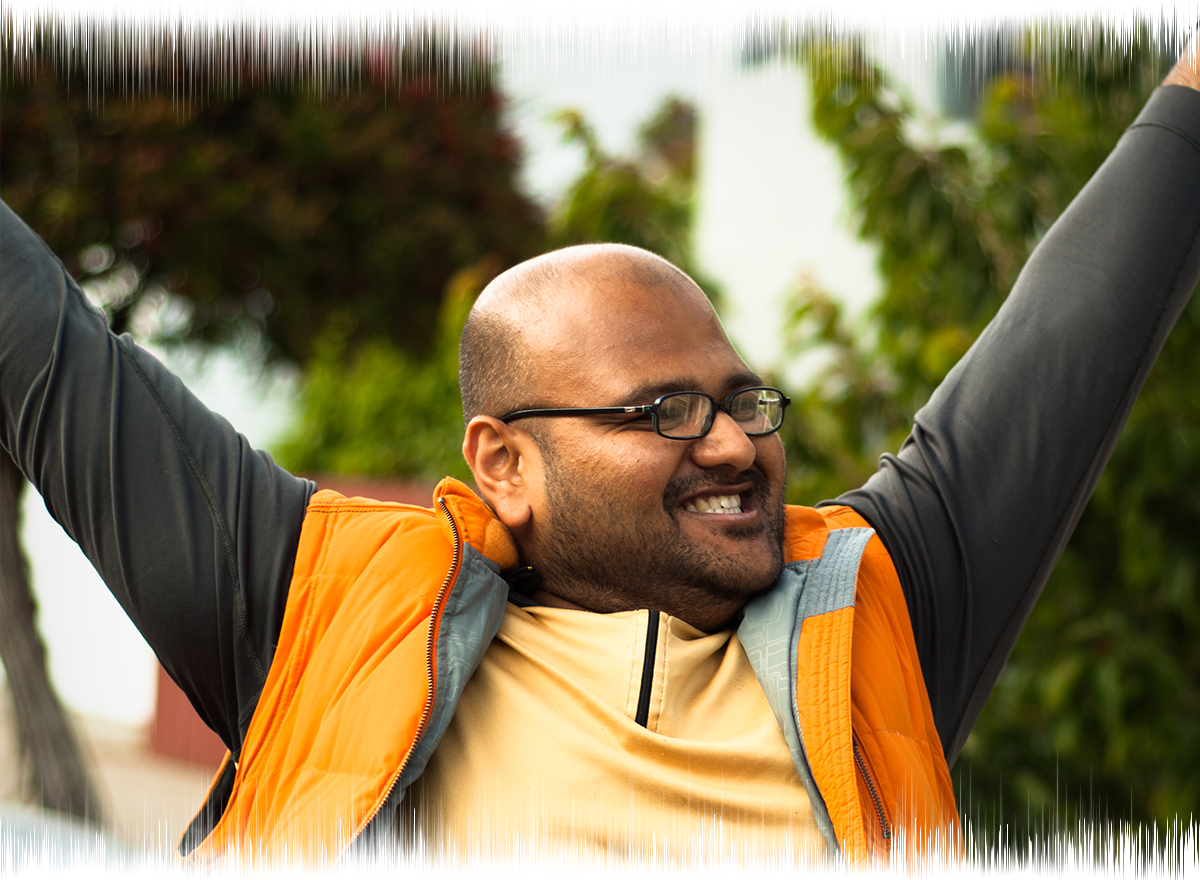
top-left (683, 493), bottom-right (744, 515)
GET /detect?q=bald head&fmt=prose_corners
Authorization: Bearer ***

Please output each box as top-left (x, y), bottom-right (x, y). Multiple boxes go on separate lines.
top-left (458, 243), bottom-right (784, 631)
top-left (459, 244), bottom-right (718, 424)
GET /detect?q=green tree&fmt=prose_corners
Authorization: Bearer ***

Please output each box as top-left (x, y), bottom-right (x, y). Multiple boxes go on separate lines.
top-left (550, 97), bottom-right (722, 305)
top-left (276, 260), bottom-right (488, 483)
top-left (780, 25), bottom-right (1199, 835)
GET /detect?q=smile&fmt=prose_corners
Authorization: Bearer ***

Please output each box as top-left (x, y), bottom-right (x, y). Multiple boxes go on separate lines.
top-left (684, 493), bottom-right (743, 515)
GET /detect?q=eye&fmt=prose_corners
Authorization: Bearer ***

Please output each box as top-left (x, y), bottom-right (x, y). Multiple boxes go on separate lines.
top-left (729, 390), bottom-right (762, 422)
top-left (727, 388), bottom-right (786, 434)
top-left (656, 395), bottom-right (693, 431)
top-left (618, 412), bottom-right (656, 429)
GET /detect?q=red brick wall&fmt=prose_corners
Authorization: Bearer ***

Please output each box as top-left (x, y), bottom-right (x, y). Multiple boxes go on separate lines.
top-left (149, 666), bottom-right (226, 768)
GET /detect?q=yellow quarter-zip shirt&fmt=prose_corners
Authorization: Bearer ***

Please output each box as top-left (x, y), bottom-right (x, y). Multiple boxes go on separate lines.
top-left (406, 603), bottom-right (825, 862)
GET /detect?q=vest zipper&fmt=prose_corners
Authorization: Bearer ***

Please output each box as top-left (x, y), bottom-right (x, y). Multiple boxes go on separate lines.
top-left (634, 608), bottom-right (660, 727)
top-left (358, 497), bottom-right (462, 837)
top-left (852, 733), bottom-right (891, 847)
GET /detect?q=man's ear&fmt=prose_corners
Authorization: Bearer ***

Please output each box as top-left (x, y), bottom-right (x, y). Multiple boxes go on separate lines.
top-left (463, 416), bottom-right (538, 530)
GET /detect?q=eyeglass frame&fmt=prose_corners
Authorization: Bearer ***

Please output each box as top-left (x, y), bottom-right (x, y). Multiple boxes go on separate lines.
top-left (498, 386), bottom-right (792, 441)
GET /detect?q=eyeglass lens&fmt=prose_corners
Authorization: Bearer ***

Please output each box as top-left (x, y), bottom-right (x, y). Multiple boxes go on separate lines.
top-left (657, 389), bottom-right (784, 439)
top-left (657, 393), bottom-right (713, 436)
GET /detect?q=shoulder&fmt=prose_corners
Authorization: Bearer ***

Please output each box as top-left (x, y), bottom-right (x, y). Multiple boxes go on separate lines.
top-left (783, 503), bottom-right (887, 564)
top-left (298, 478), bottom-right (518, 572)
top-left (784, 503), bottom-right (906, 611)
top-left (296, 487), bottom-right (453, 583)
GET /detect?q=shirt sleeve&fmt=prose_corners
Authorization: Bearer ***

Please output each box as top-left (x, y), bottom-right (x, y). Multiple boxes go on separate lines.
top-left (836, 84), bottom-right (1200, 765)
top-left (0, 199), bottom-right (316, 755)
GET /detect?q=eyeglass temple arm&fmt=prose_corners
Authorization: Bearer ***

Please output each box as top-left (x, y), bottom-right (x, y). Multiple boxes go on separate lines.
top-left (500, 405), bottom-right (654, 424)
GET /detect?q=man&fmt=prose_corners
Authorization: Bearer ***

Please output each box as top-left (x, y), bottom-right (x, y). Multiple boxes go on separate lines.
top-left (1, 34), bottom-right (1199, 865)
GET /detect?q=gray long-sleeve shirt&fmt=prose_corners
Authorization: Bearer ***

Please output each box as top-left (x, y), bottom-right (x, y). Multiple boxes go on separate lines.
top-left (2, 85), bottom-right (1200, 780)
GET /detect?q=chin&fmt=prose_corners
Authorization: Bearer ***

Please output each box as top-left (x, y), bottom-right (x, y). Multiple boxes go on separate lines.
top-left (704, 553), bottom-right (785, 603)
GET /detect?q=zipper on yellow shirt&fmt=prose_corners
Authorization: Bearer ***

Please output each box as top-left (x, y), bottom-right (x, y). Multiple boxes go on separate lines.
top-left (634, 609), bottom-right (660, 727)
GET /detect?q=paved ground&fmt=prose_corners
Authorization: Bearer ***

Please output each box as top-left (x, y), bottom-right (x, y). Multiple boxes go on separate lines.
top-left (0, 696), bottom-right (215, 860)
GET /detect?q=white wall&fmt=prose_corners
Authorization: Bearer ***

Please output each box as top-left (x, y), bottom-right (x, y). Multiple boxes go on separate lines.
top-left (696, 0), bottom-right (945, 376)
top-left (15, 350), bottom-right (298, 728)
top-left (487, 0), bottom-right (710, 202)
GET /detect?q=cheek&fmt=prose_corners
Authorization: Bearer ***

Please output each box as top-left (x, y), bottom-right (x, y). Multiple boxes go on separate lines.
top-left (565, 435), bottom-right (683, 502)
top-left (755, 436), bottom-right (786, 479)
top-left (524, 473), bottom-right (551, 513)
top-left (614, 439), bottom-right (686, 488)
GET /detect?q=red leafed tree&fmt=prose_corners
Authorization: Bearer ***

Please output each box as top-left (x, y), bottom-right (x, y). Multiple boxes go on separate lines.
top-left (0, 0), bottom-right (542, 360)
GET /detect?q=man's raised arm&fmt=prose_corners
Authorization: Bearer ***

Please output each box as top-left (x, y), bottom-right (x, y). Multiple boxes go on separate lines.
top-left (840, 35), bottom-right (1200, 765)
top-left (0, 200), bottom-right (314, 755)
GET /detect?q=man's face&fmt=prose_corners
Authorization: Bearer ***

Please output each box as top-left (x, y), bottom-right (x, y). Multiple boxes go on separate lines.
top-left (515, 279), bottom-right (787, 631)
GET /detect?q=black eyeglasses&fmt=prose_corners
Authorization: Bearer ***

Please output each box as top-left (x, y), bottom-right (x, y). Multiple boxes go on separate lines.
top-left (499, 386), bottom-right (791, 440)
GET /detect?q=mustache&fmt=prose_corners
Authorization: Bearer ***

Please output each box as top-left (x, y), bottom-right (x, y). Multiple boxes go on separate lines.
top-left (663, 468), bottom-right (771, 508)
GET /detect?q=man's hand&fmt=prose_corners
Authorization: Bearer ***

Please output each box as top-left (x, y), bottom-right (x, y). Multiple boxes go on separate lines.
top-left (1164, 26), bottom-right (1200, 91)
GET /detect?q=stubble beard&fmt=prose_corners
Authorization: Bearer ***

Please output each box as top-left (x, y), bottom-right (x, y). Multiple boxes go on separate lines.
top-left (530, 450), bottom-right (787, 630)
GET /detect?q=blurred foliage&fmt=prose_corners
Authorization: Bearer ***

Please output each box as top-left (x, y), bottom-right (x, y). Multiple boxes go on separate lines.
top-left (0, 47), bottom-right (544, 363)
top-left (781, 24), bottom-right (1200, 832)
top-left (276, 259), bottom-right (489, 483)
top-left (278, 95), bottom-right (715, 482)
top-left (549, 96), bottom-right (723, 306)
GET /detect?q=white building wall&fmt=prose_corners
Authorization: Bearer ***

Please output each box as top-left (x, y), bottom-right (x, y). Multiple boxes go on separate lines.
top-left (15, 350), bottom-right (298, 729)
top-left (487, 0), bottom-right (710, 202)
top-left (700, 0), bottom-right (950, 376)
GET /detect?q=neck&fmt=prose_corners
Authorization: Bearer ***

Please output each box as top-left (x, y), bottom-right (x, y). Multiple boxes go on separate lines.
top-left (520, 577), bottom-right (740, 633)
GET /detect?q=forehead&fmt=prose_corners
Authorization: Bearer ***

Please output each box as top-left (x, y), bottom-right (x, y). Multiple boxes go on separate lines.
top-left (523, 278), bottom-right (755, 403)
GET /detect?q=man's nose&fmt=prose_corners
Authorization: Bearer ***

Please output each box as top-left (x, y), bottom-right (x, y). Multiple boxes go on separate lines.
top-left (689, 410), bottom-right (757, 472)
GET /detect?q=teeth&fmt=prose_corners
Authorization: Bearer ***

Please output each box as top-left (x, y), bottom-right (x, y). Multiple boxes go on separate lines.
top-left (685, 494), bottom-right (743, 515)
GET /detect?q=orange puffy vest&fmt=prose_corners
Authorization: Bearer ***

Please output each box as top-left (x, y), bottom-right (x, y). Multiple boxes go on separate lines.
top-left (184, 478), bottom-right (959, 864)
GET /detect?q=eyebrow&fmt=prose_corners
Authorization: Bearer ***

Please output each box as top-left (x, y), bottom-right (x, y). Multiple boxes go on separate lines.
top-left (614, 371), bottom-right (764, 406)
